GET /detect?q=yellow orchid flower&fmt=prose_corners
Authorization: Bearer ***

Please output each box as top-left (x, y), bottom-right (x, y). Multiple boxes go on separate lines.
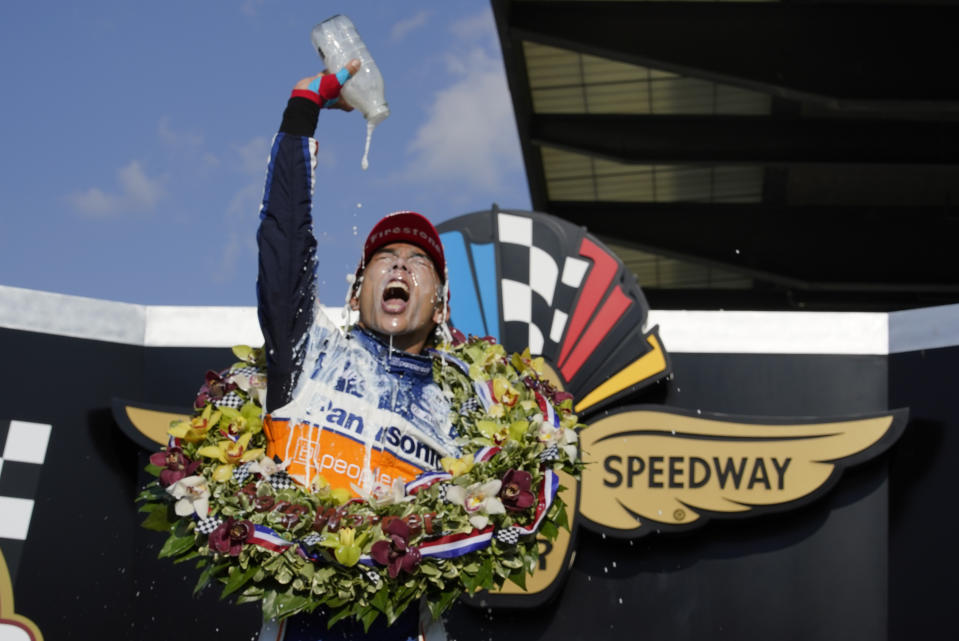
top-left (441, 453), bottom-right (474, 477)
top-left (512, 348), bottom-right (545, 376)
top-left (217, 402), bottom-right (263, 438)
top-left (197, 432), bottom-right (264, 482)
top-left (311, 474), bottom-right (331, 493)
top-left (477, 420), bottom-right (509, 445)
top-left (168, 405), bottom-right (221, 443)
top-left (509, 420), bottom-right (530, 441)
top-left (492, 376), bottom-right (519, 407)
top-left (330, 488), bottom-right (352, 505)
top-left (319, 527), bottom-right (367, 567)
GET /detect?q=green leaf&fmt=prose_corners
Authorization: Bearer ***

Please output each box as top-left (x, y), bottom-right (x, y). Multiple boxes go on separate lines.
top-left (221, 563), bottom-right (259, 599)
top-left (359, 606), bottom-right (380, 632)
top-left (273, 590), bottom-right (312, 619)
top-left (173, 549), bottom-right (201, 564)
top-left (539, 520), bottom-right (559, 540)
top-left (144, 463), bottom-right (164, 478)
top-left (326, 606), bottom-right (355, 628)
top-left (136, 485), bottom-right (168, 503)
top-left (140, 504), bottom-right (174, 532)
top-left (194, 561), bottom-right (229, 596)
top-left (507, 566), bottom-right (527, 590)
top-left (158, 530), bottom-right (196, 559)
top-left (427, 586), bottom-right (461, 619)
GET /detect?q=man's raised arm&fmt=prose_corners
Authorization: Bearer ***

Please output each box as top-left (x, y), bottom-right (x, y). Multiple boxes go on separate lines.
top-left (255, 62), bottom-right (360, 413)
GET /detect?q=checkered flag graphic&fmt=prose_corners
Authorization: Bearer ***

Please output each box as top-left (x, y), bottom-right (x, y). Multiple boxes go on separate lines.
top-left (459, 397), bottom-right (480, 415)
top-left (300, 533), bottom-right (322, 547)
top-left (195, 516), bottom-right (222, 534)
top-left (0, 419), bottom-right (52, 583)
top-left (362, 566), bottom-right (383, 587)
top-left (493, 527), bottom-right (522, 546)
top-left (436, 483), bottom-right (449, 503)
top-left (233, 461), bottom-right (255, 483)
top-left (497, 213), bottom-right (590, 358)
top-left (214, 391), bottom-right (245, 410)
top-left (538, 446), bottom-right (560, 462)
top-left (269, 471), bottom-right (296, 490)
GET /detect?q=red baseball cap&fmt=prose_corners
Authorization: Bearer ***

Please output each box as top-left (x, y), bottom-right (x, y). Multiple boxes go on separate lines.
top-left (360, 211), bottom-right (446, 280)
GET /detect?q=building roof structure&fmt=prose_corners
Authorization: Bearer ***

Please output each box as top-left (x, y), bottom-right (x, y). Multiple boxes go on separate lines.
top-left (491, 0), bottom-right (959, 310)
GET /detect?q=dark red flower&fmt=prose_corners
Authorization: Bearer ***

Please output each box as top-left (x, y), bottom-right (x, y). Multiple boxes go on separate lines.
top-left (499, 469), bottom-right (535, 512)
top-left (209, 518), bottom-right (254, 556)
top-left (195, 369), bottom-right (237, 409)
top-left (254, 495), bottom-right (276, 512)
top-left (449, 327), bottom-right (467, 345)
top-left (149, 447), bottom-right (200, 487)
top-left (370, 518), bottom-right (421, 578)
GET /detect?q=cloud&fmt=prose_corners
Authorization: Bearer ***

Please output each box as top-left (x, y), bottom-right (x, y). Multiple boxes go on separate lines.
top-left (450, 8), bottom-right (497, 43)
top-left (157, 116), bottom-right (204, 149)
top-left (210, 136), bottom-right (271, 282)
top-left (68, 160), bottom-right (165, 218)
top-left (390, 10), bottom-right (431, 42)
top-left (240, 0), bottom-right (267, 18)
top-left (231, 136), bottom-right (271, 176)
top-left (401, 11), bottom-right (521, 195)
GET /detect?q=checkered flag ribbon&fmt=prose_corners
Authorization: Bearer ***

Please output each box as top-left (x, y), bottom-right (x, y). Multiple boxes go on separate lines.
top-left (300, 533), bottom-right (322, 547)
top-left (459, 397), bottom-right (480, 415)
top-left (269, 470), bottom-right (296, 490)
top-left (362, 567), bottom-right (383, 587)
top-left (233, 461), bottom-right (255, 483)
top-left (195, 516), bottom-right (223, 534)
top-left (230, 366), bottom-right (259, 378)
top-left (214, 391), bottom-right (245, 410)
top-left (436, 483), bottom-right (449, 502)
top-left (538, 445), bottom-right (560, 462)
top-left (494, 527), bottom-right (522, 546)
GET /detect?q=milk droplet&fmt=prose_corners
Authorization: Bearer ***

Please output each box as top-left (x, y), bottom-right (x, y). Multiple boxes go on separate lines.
top-left (356, 202), bottom-right (363, 208)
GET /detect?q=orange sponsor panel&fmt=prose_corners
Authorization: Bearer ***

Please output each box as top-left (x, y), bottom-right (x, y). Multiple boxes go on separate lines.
top-left (264, 416), bottom-right (428, 493)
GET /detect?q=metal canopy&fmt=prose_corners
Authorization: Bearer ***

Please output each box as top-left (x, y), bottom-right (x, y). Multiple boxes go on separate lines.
top-left (492, 0), bottom-right (959, 310)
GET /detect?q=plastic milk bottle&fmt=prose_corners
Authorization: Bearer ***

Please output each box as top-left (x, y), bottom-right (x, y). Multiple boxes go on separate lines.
top-left (311, 15), bottom-right (389, 169)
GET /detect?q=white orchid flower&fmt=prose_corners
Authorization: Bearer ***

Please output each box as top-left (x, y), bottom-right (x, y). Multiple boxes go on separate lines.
top-left (351, 473), bottom-right (412, 508)
top-left (229, 371), bottom-right (268, 407)
top-left (446, 479), bottom-right (505, 530)
top-left (247, 455), bottom-right (287, 480)
top-left (166, 475), bottom-right (211, 518)
top-left (536, 418), bottom-right (578, 461)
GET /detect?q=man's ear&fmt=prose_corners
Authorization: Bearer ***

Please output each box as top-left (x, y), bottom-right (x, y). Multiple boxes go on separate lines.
top-left (349, 296), bottom-right (360, 311)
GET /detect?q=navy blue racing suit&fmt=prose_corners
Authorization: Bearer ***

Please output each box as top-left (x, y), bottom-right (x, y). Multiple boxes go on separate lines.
top-left (255, 95), bottom-right (454, 641)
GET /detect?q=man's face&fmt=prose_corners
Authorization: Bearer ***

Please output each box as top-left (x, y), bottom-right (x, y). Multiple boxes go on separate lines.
top-left (351, 242), bottom-right (444, 353)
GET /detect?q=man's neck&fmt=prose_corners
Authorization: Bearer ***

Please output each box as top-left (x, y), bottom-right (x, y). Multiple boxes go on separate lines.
top-left (355, 321), bottom-right (432, 355)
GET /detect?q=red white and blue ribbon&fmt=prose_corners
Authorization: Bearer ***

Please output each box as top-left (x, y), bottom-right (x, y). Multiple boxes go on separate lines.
top-left (406, 470), bottom-right (452, 495)
top-left (250, 524), bottom-right (294, 553)
top-left (419, 527), bottom-right (495, 559)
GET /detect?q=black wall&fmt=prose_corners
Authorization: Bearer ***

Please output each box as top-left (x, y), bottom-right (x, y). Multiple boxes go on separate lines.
top-left (1, 326), bottom-right (952, 640)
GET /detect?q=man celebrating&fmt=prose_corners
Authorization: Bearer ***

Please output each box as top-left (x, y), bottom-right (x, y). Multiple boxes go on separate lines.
top-left (256, 62), bottom-right (454, 640)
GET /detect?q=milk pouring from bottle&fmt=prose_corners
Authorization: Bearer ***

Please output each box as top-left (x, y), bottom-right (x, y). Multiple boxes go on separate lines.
top-left (311, 15), bottom-right (389, 170)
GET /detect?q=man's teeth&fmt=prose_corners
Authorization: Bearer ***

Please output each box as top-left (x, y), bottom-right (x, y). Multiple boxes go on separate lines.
top-left (384, 281), bottom-right (410, 302)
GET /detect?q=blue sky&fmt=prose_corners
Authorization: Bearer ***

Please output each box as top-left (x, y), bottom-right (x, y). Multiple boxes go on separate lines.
top-left (0, 1), bottom-right (529, 306)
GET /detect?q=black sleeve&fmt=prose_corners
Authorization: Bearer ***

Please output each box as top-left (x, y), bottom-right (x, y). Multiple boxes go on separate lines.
top-left (256, 98), bottom-right (322, 413)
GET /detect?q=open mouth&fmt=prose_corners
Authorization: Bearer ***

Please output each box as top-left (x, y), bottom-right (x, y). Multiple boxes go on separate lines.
top-left (381, 279), bottom-right (410, 312)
